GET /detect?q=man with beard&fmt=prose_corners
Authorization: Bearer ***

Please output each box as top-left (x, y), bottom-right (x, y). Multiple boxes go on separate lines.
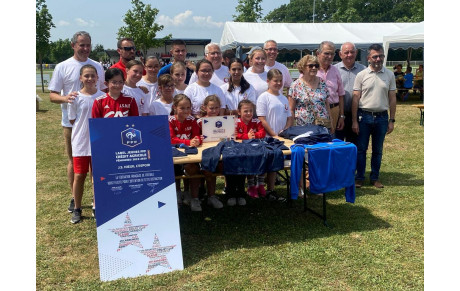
top-left (110, 37), bottom-right (136, 79)
top-left (352, 44), bottom-right (396, 189)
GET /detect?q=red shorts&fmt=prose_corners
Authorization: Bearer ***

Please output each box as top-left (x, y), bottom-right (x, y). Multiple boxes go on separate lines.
top-left (73, 156), bottom-right (92, 174)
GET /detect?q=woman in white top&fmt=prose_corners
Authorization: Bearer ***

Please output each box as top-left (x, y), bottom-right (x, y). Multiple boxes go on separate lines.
top-left (122, 60), bottom-right (148, 115)
top-left (184, 59), bottom-right (226, 118)
top-left (136, 56), bottom-right (160, 108)
top-left (220, 58), bottom-right (257, 115)
top-left (243, 48), bottom-right (268, 99)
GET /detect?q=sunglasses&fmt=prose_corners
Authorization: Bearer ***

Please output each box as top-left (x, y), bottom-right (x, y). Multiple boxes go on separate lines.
top-left (307, 64), bottom-right (320, 68)
top-left (122, 46), bottom-right (136, 51)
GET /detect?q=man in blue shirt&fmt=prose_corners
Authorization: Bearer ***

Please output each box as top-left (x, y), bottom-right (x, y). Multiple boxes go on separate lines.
top-left (158, 39), bottom-right (194, 84)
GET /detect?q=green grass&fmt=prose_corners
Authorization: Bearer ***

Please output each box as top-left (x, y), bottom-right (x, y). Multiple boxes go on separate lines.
top-left (36, 91), bottom-right (424, 290)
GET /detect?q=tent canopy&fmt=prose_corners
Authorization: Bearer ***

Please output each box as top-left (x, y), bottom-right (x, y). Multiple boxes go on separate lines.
top-left (220, 22), bottom-right (423, 51)
top-left (383, 21), bottom-right (424, 66)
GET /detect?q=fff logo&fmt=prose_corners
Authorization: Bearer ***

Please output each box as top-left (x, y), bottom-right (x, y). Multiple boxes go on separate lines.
top-left (121, 128), bottom-right (142, 147)
top-left (215, 121), bottom-right (222, 128)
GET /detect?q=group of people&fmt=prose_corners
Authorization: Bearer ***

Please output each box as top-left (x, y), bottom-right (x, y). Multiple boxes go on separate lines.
top-left (393, 63), bottom-right (424, 101)
top-left (49, 31), bottom-right (397, 222)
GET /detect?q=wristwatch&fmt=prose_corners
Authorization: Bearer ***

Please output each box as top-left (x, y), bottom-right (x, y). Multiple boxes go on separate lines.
top-left (340, 115), bottom-right (345, 119)
top-left (389, 118), bottom-right (395, 123)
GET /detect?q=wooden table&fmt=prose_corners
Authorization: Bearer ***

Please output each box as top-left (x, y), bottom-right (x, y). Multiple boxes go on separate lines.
top-left (173, 137), bottom-right (295, 164)
top-left (412, 104), bottom-right (424, 126)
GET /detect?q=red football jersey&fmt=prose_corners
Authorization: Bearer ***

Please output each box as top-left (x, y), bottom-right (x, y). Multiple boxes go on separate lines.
top-left (169, 115), bottom-right (201, 146)
top-left (92, 93), bottom-right (139, 118)
top-left (235, 118), bottom-right (266, 140)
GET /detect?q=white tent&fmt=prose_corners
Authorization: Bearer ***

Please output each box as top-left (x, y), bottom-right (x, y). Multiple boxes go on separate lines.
top-left (219, 22), bottom-right (419, 51)
top-left (382, 22), bottom-right (424, 66)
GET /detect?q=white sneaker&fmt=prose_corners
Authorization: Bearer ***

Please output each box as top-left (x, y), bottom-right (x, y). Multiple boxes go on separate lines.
top-left (182, 191), bottom-right (191, 205)
top-left (190, 198), bottom-right (202, 212)
top-left (237, 197), bottom-right (246, 206)
top-left (227, 197), bottom-right (236, 206)
top-left (207, 195), bottom-right (223, 209)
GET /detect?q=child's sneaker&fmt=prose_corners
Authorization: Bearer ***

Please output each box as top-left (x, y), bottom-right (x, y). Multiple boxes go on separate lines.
top-left (227, 197), bottom-right (236, 206)
top-left (71, 208), bottom-right (82, 224)
top-left (68, 198), bottom-right (75, 213)
top-left (237, 197), bottom-right (246, 206)
top-left (182, 191), bottom-right (191, 205)
top-left (190, 198), bottom-right (202, 212)
top-left (257, 184), bottom-right (266, 197)
top-left (207, 195), bottom-right (223, 209)
top-left (247, 185), bottom-right (259, 198)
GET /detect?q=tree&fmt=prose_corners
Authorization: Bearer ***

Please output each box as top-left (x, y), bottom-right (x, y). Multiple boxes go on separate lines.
top-left (90, 44), bottom-right (108, 62)
top-left (48, 38), bottom-right (73, 64)
top-left (117, 0), bottom-right (171, 62)
top-left (264, 0), bottom-right (424, 23)
top-left (36, 0), bottom-right (55, 92)
top-left (233, 0), bottom-right (263, 22)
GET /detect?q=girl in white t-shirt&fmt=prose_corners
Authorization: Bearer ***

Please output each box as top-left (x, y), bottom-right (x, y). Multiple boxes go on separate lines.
top-left (145, 74), bottom-right (174, 116)
top-left (67, 64), bottom-right (104, 224)
top-left (122, 60), bottom-right (148, 115)
top-left (170, 61), bottom-right (188, 95)
top-left (256, 68), bottom-right (293, 201)
top-left (243, 49), bottom-right (268, 99)
top-left (220, 58), bottom-right (257, 115)
top-left (184, 59), bottom-right (226, 118)
top-left (137, 56), bottom-right (160, 107)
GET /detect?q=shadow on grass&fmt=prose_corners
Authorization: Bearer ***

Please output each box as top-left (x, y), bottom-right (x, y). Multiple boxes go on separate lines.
top-left (36, 109), bottom-right (49, 113)
top-left (178, 195), bottom-right (390, 267)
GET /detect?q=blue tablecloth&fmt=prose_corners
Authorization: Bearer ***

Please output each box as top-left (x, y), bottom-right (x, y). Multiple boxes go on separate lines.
top-left (290, 139), bottom-right (356, 203)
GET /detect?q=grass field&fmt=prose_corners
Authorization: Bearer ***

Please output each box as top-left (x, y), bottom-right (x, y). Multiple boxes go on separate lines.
top-left (36, 90), bottom-right (424, 290)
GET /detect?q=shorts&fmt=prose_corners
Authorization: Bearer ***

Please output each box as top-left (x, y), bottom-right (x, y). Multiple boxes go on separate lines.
top-left (73, 156), bottom-right (92, 174)
top-left (174, 164), bottom-right (184, 176)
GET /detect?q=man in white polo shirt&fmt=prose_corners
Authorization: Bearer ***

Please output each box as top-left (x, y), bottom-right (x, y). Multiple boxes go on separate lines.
top-left (48, 31), bottom-right (106, 213)
top-left (189, 43), bottom-right (230, 86)
top-left (263, 40), bottom-right (293, 91)
top-left (352, 44), bottom-right (396, 189)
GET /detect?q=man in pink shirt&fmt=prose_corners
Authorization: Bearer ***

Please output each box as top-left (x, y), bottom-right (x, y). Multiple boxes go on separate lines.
top-left (316, 41), bottom-right (345, 132)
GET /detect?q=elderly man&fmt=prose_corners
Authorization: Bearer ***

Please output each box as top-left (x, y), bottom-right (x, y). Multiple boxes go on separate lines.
top-left (334, 42), bottom-right (366, 144)
top-left (352, 44), bottom-right (396, 189)
top-left (157, 39), bottom-right (194, 84)
top-left (264, 40), bottom-right (293, 90)
top-left (110, 37), bottom-right (136, 78)
top-left (316, 41), bottom-right (345, 132)
top-left (189, 43), bottom-right (229, 86)
top-left (48, 31), bottom-right (106, 215)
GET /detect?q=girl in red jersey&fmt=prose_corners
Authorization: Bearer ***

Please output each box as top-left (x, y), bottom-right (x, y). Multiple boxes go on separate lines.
top-left (235, 99), bottom-right (267, 199)
top-left (169, 94), bottom-right (203, 211)
top-left (92, 68), bottom-right (139, 118)
top-left (196, 95), bottom-right (224, 209)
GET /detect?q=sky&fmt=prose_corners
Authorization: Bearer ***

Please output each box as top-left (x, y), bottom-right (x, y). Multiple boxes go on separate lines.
top-left (45, 0), bottom-right (290, 50)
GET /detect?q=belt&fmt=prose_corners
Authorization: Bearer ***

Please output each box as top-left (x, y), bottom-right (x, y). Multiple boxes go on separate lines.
top-left (330, 103), bottom-right (339, 108)
top-left (360, 109), bottom-right (387, 116)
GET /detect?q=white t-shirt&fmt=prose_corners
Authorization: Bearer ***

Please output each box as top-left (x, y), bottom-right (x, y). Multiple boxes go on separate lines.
top-left (146, 99), bottom-right (170, 116)
top-left (243, 69), bottom-right (268, 99)
top-left (68, 90), bottom-right (105, 157)
top-left (184, 82), bottom-right (227, 115)
top-left (265, 61), bottom-right (293, 89)
top-left (136, 78), bottom-right (159, 110)
top-left (256, 91), bottom-right (292, 135)
top-left (174, 88), bottom-right (186, 96)
top-left (188, 65), bottom-right (230, 87)
top-left (48, 57), bottom-right (106, 127)
top-left (122, 85), bottom-right (148, 115)
top-left (220, 83), bottom-right (257, 111)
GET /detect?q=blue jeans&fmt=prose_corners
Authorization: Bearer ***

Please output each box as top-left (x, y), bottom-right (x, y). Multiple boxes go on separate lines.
top-left (356, 110), bottom-right (388, 182)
